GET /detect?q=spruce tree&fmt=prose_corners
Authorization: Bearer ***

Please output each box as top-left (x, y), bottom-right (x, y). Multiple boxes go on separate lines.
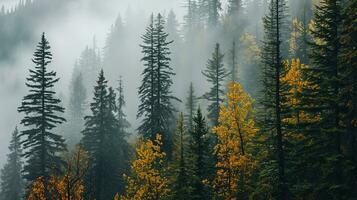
top-left (117, 76), bottom-right (130, 136)
top-left (185, 82), bottom-right (198, 131)
top-left (172, 113), bottom-right (191, 200)
top-left (340, 0), bottom-right (357, 163)
top-left (202, 43), bottom-right (229, 126)
top-left (230, 41), bottom-right (238, 82)
top-left (0, 127), bottom-right (23, 200)
top-left (189, 108), bottom-right (213, 200)
top-left (137, 14), bottom-right (178, 154)
top-left (18, 33), bottom-right (66, 191)
top-left (82, 71), bottom-right (130, 199)
top-left (259, 0), bottom-right (289, 199)
top-left (299, 0), bottom-right (353, 198)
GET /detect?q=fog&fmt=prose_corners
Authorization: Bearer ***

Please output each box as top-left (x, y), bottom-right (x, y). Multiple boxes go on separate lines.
top-left (0, 0), bottom-right (308, 169)
top-left (0, 0), bottom-right (191, 168)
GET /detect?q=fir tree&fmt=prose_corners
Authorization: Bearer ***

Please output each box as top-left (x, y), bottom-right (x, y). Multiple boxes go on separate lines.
top-left (185, 82), bottom-right (198, 131)
top-left (18, 33), bottom-right (66, 192)
top-left (230, 41), bottom-right (238, 82)
top-left (299, 0), bottom-right (353, 198)
top-left (117, 76), bottom-right (130, 135)
top-left (81, 70), bottom-right (128, 200)
top-left (137, 14), bottom-right (178, 154)
top-left (259, 0), bottom-right (289, 199)
top-left (171, 113), bottom-right (191, 200)
top-left (0, 127), bottom-right (23, 200)
top-left (340, 0), bottom-right (357, 163)
top-left (202, 43), bottom-right (229, 126)
top-left (189, 108), bottom-right (213, 200)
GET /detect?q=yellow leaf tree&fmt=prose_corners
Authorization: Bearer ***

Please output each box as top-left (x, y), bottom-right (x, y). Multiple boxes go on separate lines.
top-left (119, 134), bottom-right (170, 200)
top-left (27, 146), bottom-right (89, 200)
top-left (212, 83), bottom-right (258, 200)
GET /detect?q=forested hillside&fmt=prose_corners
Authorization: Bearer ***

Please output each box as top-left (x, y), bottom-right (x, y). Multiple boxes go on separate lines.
top-left (0, 0), bottom-right (356, 199)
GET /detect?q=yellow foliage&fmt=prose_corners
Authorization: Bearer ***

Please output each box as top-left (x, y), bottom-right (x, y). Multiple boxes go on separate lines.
top-left (27, 146), bottom-right (88, 200)
top-left (212, 83), bottom-right (258, 200)
top-left (119, 134), bottom-right (170, 200)
top-left (281, 59), bottom-right (320, 126)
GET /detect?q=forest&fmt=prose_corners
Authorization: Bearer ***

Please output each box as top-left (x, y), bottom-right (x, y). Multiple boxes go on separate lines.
top-left (0, 0), bottom-right (356, 199)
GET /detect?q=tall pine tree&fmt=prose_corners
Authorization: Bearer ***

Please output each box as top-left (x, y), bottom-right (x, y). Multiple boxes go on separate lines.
top-left (137, 14), bottom-right (178, 154)
top-left (259, 0), bottom-right (289, 199)
top-left (202, 43), bottom-right (229, 126)
top-left (18, 33), bottom-right (66, 192)
top-left (298, 0), bottom-right (354, 198)
top-left (0, 127), bottom-right (23, 200)
top-left (81, 70), bottom-right (129, 200)
top-left (189, 108), bottom-right (213, 200)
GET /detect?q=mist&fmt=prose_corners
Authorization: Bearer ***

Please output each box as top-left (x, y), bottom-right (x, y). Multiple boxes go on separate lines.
top-left (0, 0), bottom-right (190, 167)
top-left (0, 0), bottom-right (318, 191)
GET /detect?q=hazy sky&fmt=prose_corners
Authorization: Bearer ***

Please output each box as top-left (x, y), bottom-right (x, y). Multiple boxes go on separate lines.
top-left (0, 0), bottom-right (231, 168)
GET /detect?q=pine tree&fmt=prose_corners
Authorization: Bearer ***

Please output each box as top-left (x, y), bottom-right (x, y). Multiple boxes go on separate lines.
top-left (81, 70), bottom-right (128, 200)
top-left (229, 41), bottom-right (238, 82)
top-left (0, 127), bottom-right (23, 200)
top-left (137, 14), bottom-right (178, 154)
top-left (299, 0), bottom-right (352, 198)
top-left (202, 43), bottom-right (229, 126)
top-left (66, 72), bottom-right (87, 149)
top-left (18, 33), bottom-right (66, 192)
top-left (340, 0), bottom-right (357, 163)
top-left (185, 83), bottom-right (198, 131)
top-left (189, 108), bottom-right (213, 200)
top-left (259, 0), bottom-right (289, 199)
top-left (171, 113), bottom-right (191, 200)
top-left (117, 76), bottom-right (130, 135)
top-left (75, 41), bottom-right (101, 93)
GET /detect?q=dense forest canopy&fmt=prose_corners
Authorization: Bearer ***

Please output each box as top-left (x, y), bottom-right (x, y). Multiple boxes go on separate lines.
top-left (0, 0), bottom-right (356, 199)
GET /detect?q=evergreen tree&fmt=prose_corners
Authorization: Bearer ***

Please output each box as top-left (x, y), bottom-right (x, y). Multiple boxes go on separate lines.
top-left (259, 0), bottom-right (289, 199)
top-left (189, 108), bottom-right (213, 200)
top-left (229, 41), bottom-right (238, 82)
top-left (171, 113), bottom-right (191, 200)
top-left (298, 0), bottom-right (354, 198)
top-left (137, 14), bottom-right (178, 154)
top-left (202, 43), bottom-right (229, 126)
top-left (185, 83), bottom-right (198, 131)
top-left (74, 41), bottom-right (101, 93)
top-left (18, 33), bottom-right (66, 192)
top-left (340, 0), bottom-right (357, 163)
top-left (0, 127), bottom-right (23, 200)
top-left (117, 76), bottom-right (130, 135)
top-left (67, 72), bottom-right (87, 149)
top-left (81, 70), bottom-right (129, 200)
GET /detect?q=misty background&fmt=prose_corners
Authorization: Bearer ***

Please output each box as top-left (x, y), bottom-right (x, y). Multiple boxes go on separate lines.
top-left (0, 0), bottom-right (302, 169)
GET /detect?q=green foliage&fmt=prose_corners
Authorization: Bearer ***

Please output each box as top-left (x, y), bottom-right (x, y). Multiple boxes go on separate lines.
top-left (81, 70), bottom-right (130, 200)
top-left (202, 43), bottom-right (229, 126)
top-left (18, 33), bottom-right (67, 188)
top-left (137, 13), bottom-right (178, 155)
top-left (0, 127), bottom-right (23, 200)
